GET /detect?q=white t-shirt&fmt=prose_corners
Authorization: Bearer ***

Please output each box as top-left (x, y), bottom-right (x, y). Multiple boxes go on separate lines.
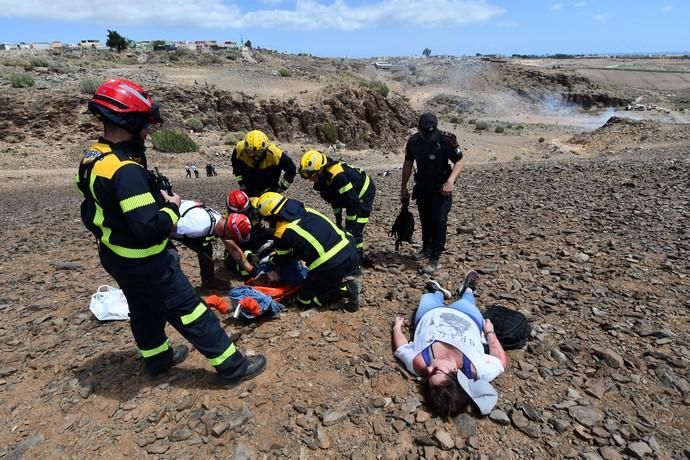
top-left (172, 200), bottom-right (221, 239)
top-left (395, 307), bottom-right (504, 382)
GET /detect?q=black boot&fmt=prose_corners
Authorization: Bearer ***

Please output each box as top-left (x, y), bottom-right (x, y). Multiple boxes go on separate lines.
top-left (146, 344), bottom-right (189, 377)
top-left (218, 355), bottom-right (267, 389)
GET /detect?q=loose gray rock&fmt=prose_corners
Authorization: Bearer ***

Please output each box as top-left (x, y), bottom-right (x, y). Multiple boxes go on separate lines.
top-left (591, 346), bottom-right (624, 369)
top-left (453, 413), bottom-right (476, 438)
top-left (169, 427), bottom-right (192, 442)
top-left (510, 410), bottom-right (530, 429)
top-left (625, 441), bottom-right (652, 459)
top-left (568, 406), bottom-right (604, 427)
top-left (434, 430), bottom-right (455, 450)
top-left (146, 440), bottom-right (170, 454)
top-left (599, 446), bottom-right (623, 460)
top-left (489, 409), bottom-right (510, 425)
top-left (322, 408), bottom-right (350, 426)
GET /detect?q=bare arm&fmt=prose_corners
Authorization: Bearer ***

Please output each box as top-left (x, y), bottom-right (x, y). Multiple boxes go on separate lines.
top-left (400, 160), bottom-right (414, 201)
top-left (484, 319), bottom-right (509, 369)
top-left (440, 157), bottom-right (465, 196)
top-left (221, 239), bottom-right (253, 273)
top-left (392, 316), bottom-right (409, 351)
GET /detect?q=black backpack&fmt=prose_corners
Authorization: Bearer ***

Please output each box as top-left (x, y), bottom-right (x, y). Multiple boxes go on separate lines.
top-left (483, 305), bottom-right (532, 350)
top-left (389, 202), bottom-right (414, 251)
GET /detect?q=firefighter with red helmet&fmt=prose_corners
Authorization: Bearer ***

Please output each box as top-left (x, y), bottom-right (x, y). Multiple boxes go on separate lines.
top-left (77, 79), bottom-right (265, 387)
top-left (223, 189), bottom-right (274, 278)
top-left (171, 200), bottom-right (252, 290)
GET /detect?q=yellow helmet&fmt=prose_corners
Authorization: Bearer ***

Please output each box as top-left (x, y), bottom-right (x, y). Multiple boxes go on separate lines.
top-left (256, 192), bottom-right (287, 218)
top-left (245, 130), bottom-right (269, 155)
top-left (299, 150), bottom-right (327, 179)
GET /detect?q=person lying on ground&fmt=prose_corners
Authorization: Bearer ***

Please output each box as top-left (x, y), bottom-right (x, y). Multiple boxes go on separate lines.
top-left (391, 270), bottom-right (508, 418)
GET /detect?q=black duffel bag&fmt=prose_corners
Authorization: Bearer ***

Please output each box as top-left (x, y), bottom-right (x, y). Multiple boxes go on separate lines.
top-left (484, 305), bottom-right (532, 350)
top-left (389, 201), bottom-right (414, 251)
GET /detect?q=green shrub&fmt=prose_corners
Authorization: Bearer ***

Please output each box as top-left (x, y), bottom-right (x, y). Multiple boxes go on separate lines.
top-left (468, 119), bottom-right (476, 124)
top-left (450, 116), bottom-right (462, 124)
top-left (3, 57), bottom-right (30, 68)
top-left (538, 137), bottom-right (545, 143)
top-left (488, 155), bottom-right (497, 162)
top-left (79, 77), bottom-right (100, 94)
top-left (28, 56), bottom-right (51, 68)
top-left (505, 122), bottom-right (513, 129)
top-left (278, 68), bottom-right (292, 77)
top-left (515, 124), bottom-right (524, 130)
top-left (364, 79), bottom-right (389, 97)
top-left (322, 123), bottom-right (338, 143)
top-left (151, 128), bottom-right (198, 152)
top-left (9, 73), bottom-right (35, 88)
top-left (513, 155), bottom-right (521, 161)
top-left (475, 121), bottom-right (488, 131)
top-left (494, 125), bottom-right (505, 133)
top-left (224, 132), bottom-right (245, 145)
top-left (184, 117), bottom-right (204, 132)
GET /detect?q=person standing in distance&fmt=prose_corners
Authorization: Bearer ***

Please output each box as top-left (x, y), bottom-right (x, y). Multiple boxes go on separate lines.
top-left (400, 113), bottom-right (465, 274)
top-left (76, 78), bottom-right (265, 387)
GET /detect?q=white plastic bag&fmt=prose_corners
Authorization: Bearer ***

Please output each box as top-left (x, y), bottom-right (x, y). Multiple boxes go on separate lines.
top-left (89, 285), bottom-right (130, 321)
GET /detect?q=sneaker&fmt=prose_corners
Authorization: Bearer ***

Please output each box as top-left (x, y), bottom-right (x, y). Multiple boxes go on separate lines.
top-left (218, 355), bottom-right (267, 389)
top-left (343, 276), bottom-right (361, 312)
top-left (425, 279), bottom-right (452, 300)
top-left (147, 344), bottom-right (189, 377)
top-left (415, 248), bottom-right (432, 261)
top-left (421, 258), bottom-right (439, 275)
top-left (458, 270), bottom-right (479, 297)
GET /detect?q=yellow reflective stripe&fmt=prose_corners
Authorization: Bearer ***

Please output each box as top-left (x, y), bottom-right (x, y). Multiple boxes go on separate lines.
top-left (310, 237), bottom-right (348, 270)
top-left (288, 222), bottom-right (325, 258)
top-left (358, 175), bottom-right (370, 199)
top-left (356, 242), bottom-right (364, 249)
top-left (181, 303), bottom-right (207, 325)
top-left (333, 208), bottom-right (342, 213)
top-left (120, 192), bottom-right (155, 213)
top-left (275, 248), bottom-right (291, 255)
top-left (306, 208), bottom-right (347, 238)
top-left (297, 295), bottom-right (311, 304)
top-left (346, 215), bottom-right (356, 221)
top-left (356, 217), bottom-right (369, 223)
top-left (208, 343), bottom-right (237, 367)
top-left (279, 178), bottom-right (290, 188)
top-left (313, 296), bottom-right (322, 306)
top-left (140, 339), bottom-right (170, 358)
top-left (338, 182), bottom-right (353, 194)
top-left (160, 207), bottom-right (179, 225)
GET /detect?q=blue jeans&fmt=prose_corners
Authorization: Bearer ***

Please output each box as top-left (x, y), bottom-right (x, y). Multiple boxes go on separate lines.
top-left (413, 290), bottom-right (483, 332)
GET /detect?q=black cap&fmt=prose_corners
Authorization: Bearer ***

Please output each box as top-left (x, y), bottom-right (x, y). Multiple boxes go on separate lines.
top-left (418, 112), bottom-right (438, 139)
top-left (418, 112), bottom-right (438, 131)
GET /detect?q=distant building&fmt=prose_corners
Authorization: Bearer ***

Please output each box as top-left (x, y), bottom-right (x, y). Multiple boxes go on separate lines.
top-left (50, 41), bottom-right (64, 49)
top-left (133, 40), bottom-right (153, 51)
top-left (176, 40), bottom-right (196, 51)
top-left (0, 43), bottom-right (17, 51)
top-left (31, 42), bottom-right (51, 50)
top-left (374, 61), bottom-right (392, 70)
top-left (220, 40), bottom-right (237, 49)
top-left (80, 39), bottom-right (101, 49)
top-left (195, 40), bottom-right (217, 50)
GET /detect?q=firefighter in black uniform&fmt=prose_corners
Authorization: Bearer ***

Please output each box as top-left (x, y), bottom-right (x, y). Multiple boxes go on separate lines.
top-left (231, 130), bottom-right (296, 197)
top-left (298, 150), bottom-right (376, 260)
top-left (256, 192), bottom-right (361, 311)
top-left (77, 78), bottom-right (265, 387)
top-left (400, 113), bottom-right (465, 274)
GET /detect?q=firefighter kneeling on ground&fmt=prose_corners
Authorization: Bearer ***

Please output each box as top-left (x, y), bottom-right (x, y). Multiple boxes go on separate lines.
top-left (77, 78), bottom-right (265, 387)
top-left (171, 199), bottom-right (253, 289)
top-left (223, 189), bottom-right (275, 278)
top-left (298, 150), bottom-right (376, 262)
top-left (256, 192), bottom-right (362, 311)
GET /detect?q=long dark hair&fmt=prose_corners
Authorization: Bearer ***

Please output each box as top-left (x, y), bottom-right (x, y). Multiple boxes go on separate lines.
top-left (421, 370), bottom-right (472, 419)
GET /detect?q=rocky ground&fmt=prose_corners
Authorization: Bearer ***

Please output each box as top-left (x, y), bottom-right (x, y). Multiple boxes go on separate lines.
top-left (0, 145), bottom-right (688, 459)
top-left (1, 50), bottom-right (689, 459)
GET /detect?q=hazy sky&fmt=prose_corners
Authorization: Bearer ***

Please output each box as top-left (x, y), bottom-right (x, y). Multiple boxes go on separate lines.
top-left (0, 0), bottom-right (687, 57)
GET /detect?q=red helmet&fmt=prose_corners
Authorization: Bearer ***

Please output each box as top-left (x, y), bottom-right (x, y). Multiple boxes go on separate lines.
top-left (88, 78), bottom-right (162, 132)
top-left (226, 189), bottom-right (250, 214)
top-left (224, 213), bottom-right (251, 243)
